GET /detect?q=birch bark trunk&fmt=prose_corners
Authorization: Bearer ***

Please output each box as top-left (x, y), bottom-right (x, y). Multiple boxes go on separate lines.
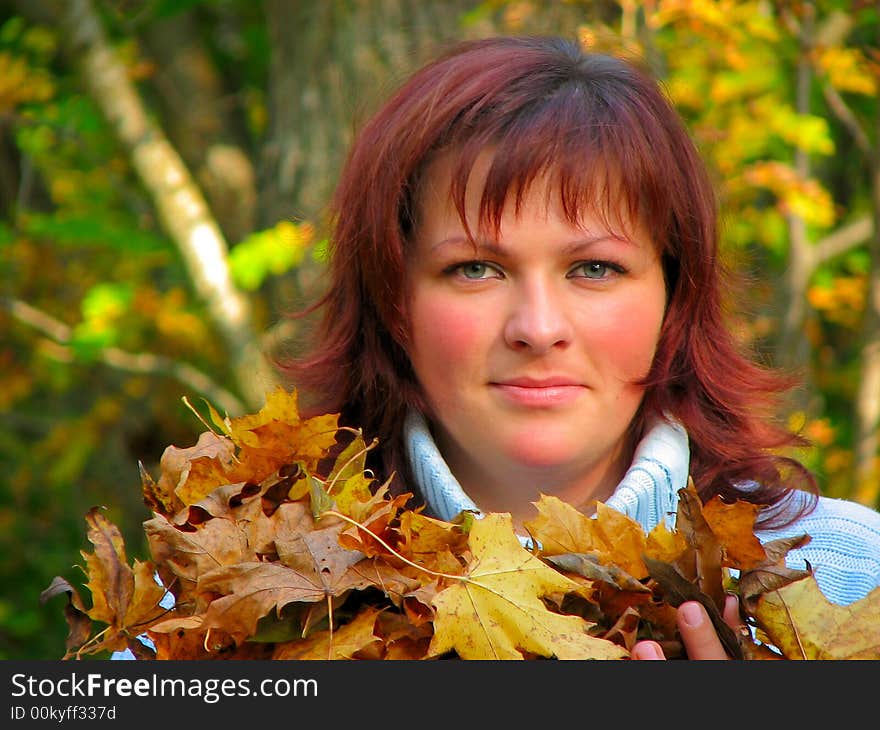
top-left (58, 0), bottom-right (277, 412)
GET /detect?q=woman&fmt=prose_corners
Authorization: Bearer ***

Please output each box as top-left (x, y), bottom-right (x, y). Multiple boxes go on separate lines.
top-left (284, 35), bottom-right (880, 659)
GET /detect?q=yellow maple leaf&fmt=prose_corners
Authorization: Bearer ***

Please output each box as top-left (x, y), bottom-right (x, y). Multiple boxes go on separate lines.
top-left (427, 513), bottom-right (628, 660)
top-left (397, 510), bottom-right (469, 561)
top-left (645, 521), bottom-right (688, 563)
top-left (752, 578), bottom-right (880, 659)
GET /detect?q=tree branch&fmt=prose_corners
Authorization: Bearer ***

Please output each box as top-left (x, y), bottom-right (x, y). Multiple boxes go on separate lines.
top-left (814, 215), bottom-right (873, 265)
top-left (821, 81), bottom-right (872, 156)
top-left (5, 297), bottom-right (247, 416)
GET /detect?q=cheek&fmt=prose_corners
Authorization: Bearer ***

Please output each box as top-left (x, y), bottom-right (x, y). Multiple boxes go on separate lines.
top-left (408, 294), bottom-right (488, 384)
top-left (586, 297), bottom-right (664, 377)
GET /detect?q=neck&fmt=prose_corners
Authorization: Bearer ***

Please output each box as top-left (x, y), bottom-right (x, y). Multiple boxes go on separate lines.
top-left (435, 430), bottom-right (633, 524)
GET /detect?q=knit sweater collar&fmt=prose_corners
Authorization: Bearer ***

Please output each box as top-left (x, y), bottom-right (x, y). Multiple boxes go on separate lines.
top-left (403, 409), bottom-right (690, 534)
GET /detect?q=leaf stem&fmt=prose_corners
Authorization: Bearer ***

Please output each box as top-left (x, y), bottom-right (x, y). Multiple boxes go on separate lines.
top-left (776, 590), bottom-right (807, 659)
top-left (320, 510), bottom-right (466, 583)
top-left (325, 437), bottom-right (379, 496)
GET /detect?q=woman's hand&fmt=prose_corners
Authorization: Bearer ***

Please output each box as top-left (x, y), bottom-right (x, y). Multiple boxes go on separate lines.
top-left (631, 595), bottom-right (743, 660)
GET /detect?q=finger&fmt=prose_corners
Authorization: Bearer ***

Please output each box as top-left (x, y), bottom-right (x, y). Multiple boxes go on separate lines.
top-left (722, 593), bottom-right (741, 628)
top-left (677, 601), bottom-right (729, 660)
top-left (630, 640), bottom-right (666, 660)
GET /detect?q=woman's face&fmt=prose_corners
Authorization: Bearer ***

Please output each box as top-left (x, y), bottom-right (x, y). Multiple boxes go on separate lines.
top-left (405, 152), bottom-right (668, 514)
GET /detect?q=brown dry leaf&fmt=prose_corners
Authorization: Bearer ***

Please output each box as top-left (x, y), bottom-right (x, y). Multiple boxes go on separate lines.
top-left (144, 493), bottom-right (264, 595)
top-left (194, 562), bottom-right (344, 644)
top-left (428, 513), bottom-right (628, 660)
top-left (674, 479), bottom-right (725, 607)
top-left (77, 508), bottom-right (167, 654)
top-left (274, 504), bottom-right (363, 578)
top-left (175, 504), bottom-right (384, 645)
top-left (751, 578), bottom-right (880, 659)
top-left (390, 510), bottom-right (469, 581)
top-left (336, 486), bottom-right (412, 557)
top-left (153, 387), bottom-right (340, 511)
top-left (525, 495), bottom-right (648, 579)
top-left (545, 553), bottom-right (649, 594)
top-left (152, 431), bottom-right (237, 516)
top-left (149, 619), bottom-right (274, 660)
top-left (638, 480), bottom-right (755, 660)
top-left (188, 525), bottom-right (385, 645)
top-left (738, 534), bottom-right (814, 609)
top-left (603, 606), bottom-right (643, 651)
top-left (172, 480), bottom-right (262, 526)
top-left (376, 611), bottom-right (434, 659)
top-left (272, 606), bottom-right (384, 659)
top-left (347, 559), bottom-right (425, 607)
top-left (39, 576), bottom-right (93, 655)
top-left (701, 497), bottom-right (766, 571)
top-left (643, 555), bottom-right (745, 659)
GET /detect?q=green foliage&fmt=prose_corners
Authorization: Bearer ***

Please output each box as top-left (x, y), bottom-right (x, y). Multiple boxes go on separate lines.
top-left (21, 212), bottom-right (170, 252)
top-left (230, 221), bottom-right (311, 291)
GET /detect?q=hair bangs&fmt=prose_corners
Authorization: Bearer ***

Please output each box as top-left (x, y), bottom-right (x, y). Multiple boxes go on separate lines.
top-left (436, 81), bottom-right (675, 248)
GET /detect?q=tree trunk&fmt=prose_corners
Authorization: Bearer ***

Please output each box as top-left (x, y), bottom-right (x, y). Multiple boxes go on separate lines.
top-left (58, 0), bottom-right (277, 412)
top-left (257, 0), bottom-right (482, 352)
top-left (853, 134), bottom-right (880, 508)
top-left (779, 2), bottom-right (816, 394)
top-left (139, 8), bottom-right (257, 247)
top-left (259, 0), bottom-right (477, 230)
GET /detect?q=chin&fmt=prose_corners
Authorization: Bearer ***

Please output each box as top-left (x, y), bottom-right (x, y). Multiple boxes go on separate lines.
top-left (501, 434), bottom-right (584, 470)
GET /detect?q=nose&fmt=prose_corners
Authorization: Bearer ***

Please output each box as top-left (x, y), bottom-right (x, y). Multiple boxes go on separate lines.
top-left (503, 279), bottom-right (572, 353)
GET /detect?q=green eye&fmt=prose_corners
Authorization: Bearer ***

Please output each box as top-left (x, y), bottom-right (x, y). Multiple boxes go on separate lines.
top-left (581, 262), bottom-right (608, 279)
top-left (570, 261), bottom-right (623, 280)
top-left (460, 262), bottom-right (490, 279)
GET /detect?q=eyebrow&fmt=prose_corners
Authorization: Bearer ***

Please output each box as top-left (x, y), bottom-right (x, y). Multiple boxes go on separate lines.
top-left (429, 234), bottom-right (636, 254)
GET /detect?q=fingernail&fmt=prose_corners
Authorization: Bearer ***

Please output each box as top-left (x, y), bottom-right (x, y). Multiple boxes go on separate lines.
top-left (635, 643), bottom-right (664, 660)
top-left (680, 602), bottom-right (703, 627)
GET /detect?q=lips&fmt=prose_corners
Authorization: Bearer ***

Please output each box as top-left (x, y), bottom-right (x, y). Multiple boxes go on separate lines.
top-left (490, 377), bottom-right (585, 407)
top-left (496, 376), bottom-right (581, 388)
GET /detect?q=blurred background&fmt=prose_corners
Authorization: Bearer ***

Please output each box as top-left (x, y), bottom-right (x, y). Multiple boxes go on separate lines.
top-left (1, 0), bottom-right (878, 659)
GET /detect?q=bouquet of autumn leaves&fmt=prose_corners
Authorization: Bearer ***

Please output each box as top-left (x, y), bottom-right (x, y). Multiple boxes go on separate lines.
top-left (43, 387), bottom-right (880, 660)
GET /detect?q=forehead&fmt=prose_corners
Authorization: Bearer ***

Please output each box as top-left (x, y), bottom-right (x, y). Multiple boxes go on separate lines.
top-left (415, 147), bottom-right (641, 241)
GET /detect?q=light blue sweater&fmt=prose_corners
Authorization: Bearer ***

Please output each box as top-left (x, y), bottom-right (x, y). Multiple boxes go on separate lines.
top-left (404, 409), bottom-right (880, 606)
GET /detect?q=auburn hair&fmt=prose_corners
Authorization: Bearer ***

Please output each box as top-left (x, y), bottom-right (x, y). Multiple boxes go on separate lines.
top-left (279, 35), bottom-right (817, 527)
